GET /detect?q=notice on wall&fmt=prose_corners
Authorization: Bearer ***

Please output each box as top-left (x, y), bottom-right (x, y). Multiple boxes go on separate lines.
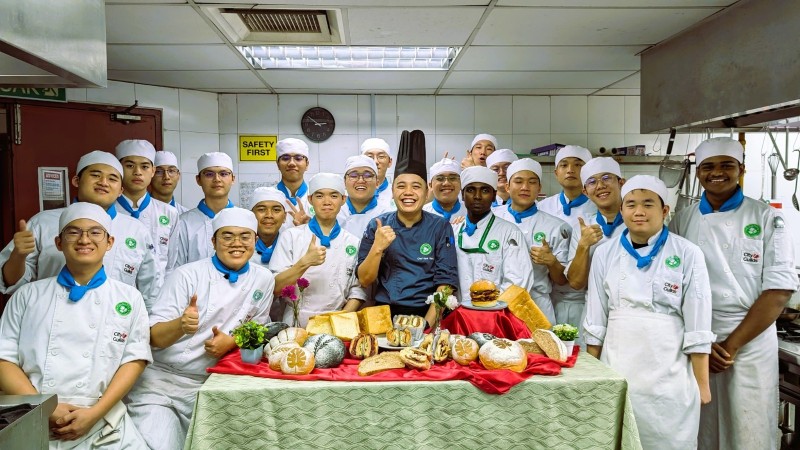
top-left (38, 167), bottom-right (70, 211)
top-left (239, 135), bottom-right (278, 161)
top-left (238, 174), bottom-right (281, 208)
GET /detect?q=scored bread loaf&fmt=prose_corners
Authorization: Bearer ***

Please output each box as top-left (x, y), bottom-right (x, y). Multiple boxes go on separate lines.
top-left (451, 336), bottom-right (479, 365)
top-left (268, 342), bottom-right (300, 370)
top-left (358, 352), bottom-right (405, 376)
top-left (269, 327), bottom-right (309, 349)
top-left (532, 329), bottom-right (568, 362)
top-left (303, 334), bottom-right (346, 369)
top-left (478, 338), bottom-right (527, 373)
top-left (280, 347), bottom-right (315, 375)
top-left (500, 285), bottom-right (552, 332)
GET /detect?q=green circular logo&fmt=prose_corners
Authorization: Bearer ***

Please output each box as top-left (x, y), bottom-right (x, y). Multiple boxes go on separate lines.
top-left (253, 289), bottom-right (264, 302)
top-left (665, 255), bottom-right (681, 269)
top-left (125, 238), bottom-right (137, 249)
top-left (744, 223), bottom-right (761, 237)
top-left (346, 245), bottom-right (357, 256)
top-left (487, 240), bottom-right (500, 251)
top-left (420, 243), bottom-right (432, 255)
top-left (158, 215), bottom-right (170, 226)
top-left (533, 232), bottom-right (546, 243)
top-left (115, 302), bottom-right (132, 316)
top-left (308, 206), bottom-right (316, 216)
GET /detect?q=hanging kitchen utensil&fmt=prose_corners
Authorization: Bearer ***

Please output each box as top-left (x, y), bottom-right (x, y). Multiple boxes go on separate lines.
top-left (792, 149), bottom-right (800, 211)
top-left (658, 129), bottom-right (687, 188)
top-left (769, 153), bottom-right (780, 199)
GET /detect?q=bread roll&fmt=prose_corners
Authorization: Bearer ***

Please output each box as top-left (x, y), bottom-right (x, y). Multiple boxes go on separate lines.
top-left (451, 336), bottom-right (479, 365)
top-left (517, 338), bottom-right (545, 355)
top-left (349, 333), bottom-right (379, 359)
top-left (269, 327), bottom-right (309, 349)
top-left (532, 329), bottom-right (568, 362)
top-left (386, 327), bottom-right (412, 347)
top-left (268, 342), bottom-right (300, 370)
top-left (280, 347), bottom-right (315, 375)
top-left (400, 347), bottom-right (432, 370)
top-left (303, 334), bottom-right (345, 369)
top-left (478, 339), bottom-right (527, 372)
top-left (433, 330), bottom-right (451, 362)
top-left (358, 352), bottom-right (405, 376)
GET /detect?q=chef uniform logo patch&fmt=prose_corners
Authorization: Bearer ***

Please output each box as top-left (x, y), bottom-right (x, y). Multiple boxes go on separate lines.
top-left (663, 283), bottom-right (679, 294)
top-left (533, 232), bottom-right (546, 243)
top-left (742, 251), bottom-right (761, 264)
top-left (252, 290), bottom-right (264, 302)
top-left (160, 236), bottom-right (169, 246)
top-left (124, 264), bottom-right (135, 274)
top-left (487, 240), bottom-right (500, 251)
top-left (665, 255), bottom-right (681, 269)
top-left (115, 302), bottom-right (132, 316)
top-left (346, 245), bottom-right (357, 256)
top-left (125, 238), bottom-right (137, 249)
top-left (159, 215), bottom-right (170, 226)
top-left (420, 243), bottom-right (432, 255)
top-left (113, 331), bottom-right (128, 343)
top-left (744, 224), bottom-right (761, 238)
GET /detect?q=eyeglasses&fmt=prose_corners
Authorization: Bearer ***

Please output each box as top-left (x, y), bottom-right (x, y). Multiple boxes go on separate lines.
top-left (366, 153), bottom-right (390, 162)
top-left (585, 174), bottom-right (616, 188)
top-left (201, 170), bottom-right (233, 179)
top-left (346, 171), bottom-right (376, 181)
top-left (61, 226), bottom-right (107, 243)
top-left (433, 175), bottom-right (459, 184)
top-left (155, 168), bottom-right (180, 177)
top-left (217, 232), bottom-right (254, 246)
top-left (279, 154), bottom-right (307, 163)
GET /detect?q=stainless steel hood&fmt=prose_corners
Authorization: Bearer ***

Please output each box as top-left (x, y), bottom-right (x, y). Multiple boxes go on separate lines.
top-left (640, 0), bottom-right (800, 134)
top-left (0, 0), bottom-right (107, 88)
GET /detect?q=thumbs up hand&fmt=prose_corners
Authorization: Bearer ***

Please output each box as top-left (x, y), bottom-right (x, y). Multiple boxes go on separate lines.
top-left (299, 235), bottom-right (326, 267)
top-left (12, 220), bottom-right (35, 257)
top-left (577, 216), bottom-right (604, 248)
top-left (372, 218), bottom-right (396, 253)
top-left (181, 294), bottom-right (199, 335)
top-left (530, 237), bottom-right (556, 267)
top-left (204, 325), bottom-right (235, 358)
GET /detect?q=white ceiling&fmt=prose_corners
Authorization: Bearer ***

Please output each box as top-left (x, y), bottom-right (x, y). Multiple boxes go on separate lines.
top-left (103, 0), bottom-right (736, 95)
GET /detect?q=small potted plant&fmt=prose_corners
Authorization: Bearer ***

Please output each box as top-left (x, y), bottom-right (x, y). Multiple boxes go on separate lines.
top-left (231, 321), bottom-right (269, 364)
top-left (552, 323), bottom-right (579, 355)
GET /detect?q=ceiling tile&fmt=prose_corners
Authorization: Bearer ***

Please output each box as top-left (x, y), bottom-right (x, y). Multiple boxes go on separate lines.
top-left (106, 5), bottom-right (223, 44)
top-left (261, 70), bottom-right (445, 90)
top-left (192, 0), bottom-right (490, 5)
top-left (439, 89), bottom-right (596, 95)
top-left (108, 70), bottom-right (266, 90)
top-left (444, 71), bottom-right (635, 89)
top-left (108, 45), bottom-right (246, 71)
top-left (606, 72), bottom-right (640, 88)
top-left (454, 45), bottom-right (646, 71)
top-left (497, 1), bottom-right (732, 6)
top-left (347, 7), bottom-right (484, 45)
top-left (473, 7), bottom-right (722, 45)
top-left (274, 89), bottom-right (436, 94)
top-left (105, 0), bottom-right (186, 3)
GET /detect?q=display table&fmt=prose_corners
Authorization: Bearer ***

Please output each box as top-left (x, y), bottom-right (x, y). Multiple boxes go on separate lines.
top-left (185, 354), bottom-right (642, 450)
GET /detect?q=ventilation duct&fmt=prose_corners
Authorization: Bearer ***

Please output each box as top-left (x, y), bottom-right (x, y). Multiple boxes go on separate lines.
top-left (205, 8), bottom-right (343, 45)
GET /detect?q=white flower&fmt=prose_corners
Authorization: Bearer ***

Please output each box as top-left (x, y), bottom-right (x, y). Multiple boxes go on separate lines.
top-left (445, 295), bottom-right (458, 310)
top-left (426, 294), bottom-right (434, 305)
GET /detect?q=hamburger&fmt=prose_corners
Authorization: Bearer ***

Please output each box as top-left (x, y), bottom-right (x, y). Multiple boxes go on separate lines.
top-left (470, 279), bottom-right (500, 307)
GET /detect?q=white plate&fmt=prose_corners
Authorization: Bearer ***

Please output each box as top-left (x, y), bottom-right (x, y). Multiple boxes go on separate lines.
top-left (377, 336), bottom-right (421, 350)
top-left (461, 300), bottom-right (508, 311)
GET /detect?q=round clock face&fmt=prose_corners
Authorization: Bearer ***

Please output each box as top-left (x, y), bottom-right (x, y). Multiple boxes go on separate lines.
top-left (301, 107), bottom-right (335, 143)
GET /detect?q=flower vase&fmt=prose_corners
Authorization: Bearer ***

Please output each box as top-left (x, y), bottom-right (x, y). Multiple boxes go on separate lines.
top-left (431, 305), bottom-right (443, 334)
top-left (563, 340), bottom-right (575, 355)
top-left (291, 307), bottom-right (301, 328)
top-left (240, 345), bottom-right (264, 364)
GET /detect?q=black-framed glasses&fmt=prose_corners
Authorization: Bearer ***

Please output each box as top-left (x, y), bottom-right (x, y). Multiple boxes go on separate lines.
top-left (346, 171), bottom-right (376, 181)
top-left (61, 226), bottom-right (107, 243)
top-left (201, 170), bottom-right (232, 179)
top-left (585, 174), bottom-right (616, 188)
top-left (365, 153), bottom-right (390, 162)
top-left (217, 232), bottom-right (255, 246)
top-left (433, 175), bottom-right (459, 184)
top-left (155, 168), bottom-right (180, 177)
top-left (279, 154), bottom-right (307, 163)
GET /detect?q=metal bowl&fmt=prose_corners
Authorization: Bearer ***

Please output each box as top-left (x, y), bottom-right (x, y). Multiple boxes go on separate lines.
top-left (658, 159), bottom-right (688, 188)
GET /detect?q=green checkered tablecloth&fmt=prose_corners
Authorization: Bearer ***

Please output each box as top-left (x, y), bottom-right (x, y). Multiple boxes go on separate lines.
top-left (185, 354), bottom-right (642, 449)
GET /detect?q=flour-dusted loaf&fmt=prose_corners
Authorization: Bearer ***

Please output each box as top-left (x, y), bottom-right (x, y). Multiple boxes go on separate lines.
top-left (501, 285), bottom-right (552, 332)
top-left (532, 329), bottom-right (568, 362)
top-left (280, 347), bottom-right (315, 375)
top-left (357, 305), bottom-right (393, 334)
top-left (303, 333), bottom-right (346, 368)
top-left (451, 336), bottom-right (479, 365)
top-left (267, 342), bottom-right (300, 370)
top-left (357, 352), bottom-right (405, 376)
top-left (478, 338), bottom-right (528, 372)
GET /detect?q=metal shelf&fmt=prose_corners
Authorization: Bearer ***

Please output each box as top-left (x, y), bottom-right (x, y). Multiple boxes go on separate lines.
top-left (519, 155), bottom-right (671, 165)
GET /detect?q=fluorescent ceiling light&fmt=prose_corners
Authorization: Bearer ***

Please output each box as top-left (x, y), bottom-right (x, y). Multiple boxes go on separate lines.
top-left (238, 46), bottom-right (459, 70)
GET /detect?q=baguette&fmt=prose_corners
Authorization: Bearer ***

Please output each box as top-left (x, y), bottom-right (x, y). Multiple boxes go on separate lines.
top-left (357, 352), bottom-right (405, 376)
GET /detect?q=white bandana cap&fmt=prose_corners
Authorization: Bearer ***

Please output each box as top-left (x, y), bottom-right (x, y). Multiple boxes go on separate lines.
top-left (360, 138), bottom-right (391, 157)
top-left (248, 187), bottom-right (288, 211)
top-left (621, 175), bottom-right (668, 203)
top-left (695, 137), bottom-right (744, 165)
top-left (580, 157), bottom-right (622, 186)
top-left (197, 152), bottom-right (234, 172)
top-left (344, 155), bottom-right (378, 175)
top-left (59, 202), bottom-right (112, 234)
top-left (486, 149), bottom-right (518, 169)
top-left (115, 139), bottom-right (156, 164)
top-left (506, 158), bottom-right (542, 181)
top-left (277, 138), bottom-right (309, 158)
top-left (309, 172), bottom-right (346, 195)
top-left (461, 166), bottom-right (498, 191)
top-left (555, 145), bottom-right (593, 166)
top-left (212, 207), bottom-right (258, 233)
top-left (470, 133), bottom-right (498, 149)
top-left (154, 151), bottom-right (179, 167)
top-left (429, 158), bottom-right (461, 182)
top-left (77, 151), bottom-right (124, 177)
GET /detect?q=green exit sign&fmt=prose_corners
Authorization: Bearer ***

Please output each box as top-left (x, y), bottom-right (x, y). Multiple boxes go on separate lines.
top-left (0, 87), bottom-right (66, 102)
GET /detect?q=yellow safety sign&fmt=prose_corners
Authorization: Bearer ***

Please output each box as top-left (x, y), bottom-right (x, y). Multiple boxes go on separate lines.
top-left (239, 135), bottom-right (278, 161)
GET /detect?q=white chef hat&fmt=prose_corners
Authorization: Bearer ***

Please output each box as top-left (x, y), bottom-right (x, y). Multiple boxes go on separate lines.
top-left (555, 145), bottom-right (593, 166)
top-left (212, 207), bottom-right (258, 234)
top-left (621, 175), bottom-right (668, 203)
top-left (155, 151), bottom-right (179, 168)
top-left (486, 149), bottom-right (518, 169)
top-left (695, 137), bottom-right (744, 165)
top-left (77, 151), bottom-right (124, 177)
top-left (360, 138), bottom-right (391, 156)
top-left (115, 139), bottom-right (156, 164)
top-left (461, 166), bottom-right (498, 191)
top-left (309, 172), bottom-right (346, 195)
top-left (59, 202), bottom-right (112, 234)
top-left (470, 133), bottom-right (498, 149)
top-left (197, 152), bottom-right (234, 172)
top-left (580, 157), bottom-right (622, 186)
top-left (506, 158), bottom-right (542, 181)
top-left (248, 187), bottom-right (288, 211)
top-left (344, 155), bottom-right (378, 175)
top-left (277, 138), bottom-right (309, 158)
top-left (429, 158), bottom-right (461, 182)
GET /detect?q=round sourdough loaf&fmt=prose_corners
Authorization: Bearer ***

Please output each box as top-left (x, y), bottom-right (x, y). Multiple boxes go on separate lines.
top-left (269, 327), bottom-right (309, 349)
top-left (478, 338), bottom-right (527, 372)
top-left (532, 329), bottom-right (568, 362)
top-left (303, 334), bottom-right (345, 368)
top-left (280, 347), bottom-right (315, 375)
top-left (267, 342), bottom-right (300, 370)
top-left (451, 336), bottom-right (479, 365)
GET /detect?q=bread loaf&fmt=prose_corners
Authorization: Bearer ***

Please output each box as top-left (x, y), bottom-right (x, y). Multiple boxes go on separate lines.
top-left (386, 327), bottom-right (412, 347)
top-left (400, 347), bottom-right (432, 370)
top-left (358, 352), bottom-right (405, 376)
top-left (478, 339), bottom-right (527, 372)
top-left (330, 312), bottom-right (361, 340)
top-left (451, 337), bottom-right (479, 365)
top-left (306, 315), bottom-right (333, 335)
top-left (393, 315), bottom-right (426, 340)
top-left (349, 333), bottom-right (379, 359)
top-left (501, 285), bottom-right (552, 332)
top-left (432, 331), bottom-right (451, 362)
top-left (467, 332), bottom-right (496, 348)
top-left (269, 327), bottom-right (309, 349)
top-left (418, 333), bottom-right (434, 355)
top-left (517, 338), bottom-right (545, 355)
top-left (303, 334), bottom-right (346, 368)
top-left (264, 322), bottom-right (289, 340)
top-left (532, 329), bottom-right (568, 362)
top-left (280, 347), bottom-right (315, 375)
top-left (268, 342), bottom-right (300, 370)
top-left (357, 305), bottom-right (393, 334)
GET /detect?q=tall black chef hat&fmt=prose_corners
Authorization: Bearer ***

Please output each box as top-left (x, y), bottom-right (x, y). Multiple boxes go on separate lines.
top-left (393, 129), bottom-right (427, 182)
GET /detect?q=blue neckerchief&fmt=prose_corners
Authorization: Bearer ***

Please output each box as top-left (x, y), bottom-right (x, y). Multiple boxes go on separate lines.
top-left (170, 197), bottom-right (176, 208)
top-left (464, 213), bottom-right (488, 237)
top-left (56, 265), bottom-right (107, 302)
top-left (597, 211), bottom-right (624, 237)
top-left (507, 203), bottom-right (538, 224)
top-left (211, 254), bottom-right (249, 284)
top-left (699, 186), bottom-right (744, 215)
top-left (277, 181), bottom-right (308, 206)
top-left (375, 178), bottom-right (389, 195)
top-left (255, 236), bottom-right (278, 264)
top-left (432, 199), bottom-right (461, 221)
top-left (308, 217), bottom-right (341, 248)
top-left (197, 199), bottom-right (233, 220)
top-left (346, 195), bottom-right (378, 215)
top-left (559, 191), bottom-right (589, 216)
top-left (620, 226), bottom-right (669, 269)
top-left (117, 193), bottom-right (151, 219)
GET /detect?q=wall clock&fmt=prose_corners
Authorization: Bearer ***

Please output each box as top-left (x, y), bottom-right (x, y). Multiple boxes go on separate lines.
top-left (301, 107), bottom-right (335, 142)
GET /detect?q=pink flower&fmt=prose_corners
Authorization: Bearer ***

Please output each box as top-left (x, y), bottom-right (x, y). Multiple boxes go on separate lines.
top-left (280, 285), bottom-right (296, 299)
top-left (297, 277), bottom-right (310, 291)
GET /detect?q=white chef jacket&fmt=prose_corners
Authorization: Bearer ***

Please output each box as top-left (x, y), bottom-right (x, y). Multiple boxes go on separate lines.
top-left (0, 208), bottom-right (159, 309)
top-left (337, 200), bottom-right (393, 239)
top-left (0, 276), bottom-right (151, 449)
top-left (170, 198), bottom-right (189, 215)
top-left (537, 192), bottom-right (598, 229)
top-left (422, 200), bottom-right (467, 223)
top-left (455, 213), bottom-right (535, 305)
top-left (269, 225), bottom-right (366, 327)
top-left (375, 178), bottom-right (395, 210)
top-left (117, 193), bottom-right (179, 286)
top-left (584, 230), bottom-right (714, 450)
top-left (166, 207), bottom-right (215, 276)
top-left (669, 196), bottom-right (798, 450)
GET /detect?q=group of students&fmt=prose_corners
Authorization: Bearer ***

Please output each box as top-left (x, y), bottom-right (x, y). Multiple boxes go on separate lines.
top-left (0, 132), bottom-right (795, 450)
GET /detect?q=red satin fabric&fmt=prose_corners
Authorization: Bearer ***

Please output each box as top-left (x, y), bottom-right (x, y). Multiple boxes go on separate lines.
top-left (208, 346), bottom-right (578, 395)
top-left (436, 306), bottom-right (532, 339)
